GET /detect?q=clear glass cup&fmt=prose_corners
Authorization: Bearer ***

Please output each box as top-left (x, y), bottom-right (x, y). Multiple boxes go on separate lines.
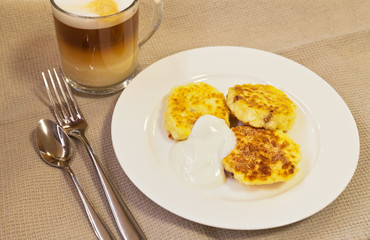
top-left (50, 0), bottom-right (163, 95)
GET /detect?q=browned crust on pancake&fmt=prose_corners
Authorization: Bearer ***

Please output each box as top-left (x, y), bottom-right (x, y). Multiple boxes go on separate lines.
top-left (222, 125), bottom-right (301, 185)
top-left (226, 84), bottom-right (297, 131)
top-left (164, 82), bottom-right (230, 140)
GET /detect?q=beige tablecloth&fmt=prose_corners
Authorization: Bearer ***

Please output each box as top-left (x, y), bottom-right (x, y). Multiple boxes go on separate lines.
top-left (1, 0), bottom-right (369, 239)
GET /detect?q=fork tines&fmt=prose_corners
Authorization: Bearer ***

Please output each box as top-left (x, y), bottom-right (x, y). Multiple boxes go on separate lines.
top-left (42, 68), bottom-right (81, 126)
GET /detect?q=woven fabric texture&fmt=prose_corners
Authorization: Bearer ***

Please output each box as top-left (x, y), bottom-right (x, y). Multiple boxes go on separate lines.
top-left (1, 0), bottom-right (369, 239)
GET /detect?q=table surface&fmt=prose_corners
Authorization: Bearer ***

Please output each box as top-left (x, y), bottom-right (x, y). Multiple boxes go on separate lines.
top-left (1, 0), bottom-right (369, 239)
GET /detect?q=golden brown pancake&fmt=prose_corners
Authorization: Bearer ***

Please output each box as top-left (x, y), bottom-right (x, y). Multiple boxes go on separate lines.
top-left (164, 82), bottom-right (230, 140)
top-left (227, 84), bottom-right (297, 131)
top-left (223, 125), bottom-right (301, 185)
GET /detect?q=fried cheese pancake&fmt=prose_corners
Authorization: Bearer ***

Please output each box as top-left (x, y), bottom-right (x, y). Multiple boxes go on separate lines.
top-left (164, 82), bottom-right (230, 141)
top-left (223, 125), bottom-right (301, 185)
top-left (227, 84), bottom-right (297, 131)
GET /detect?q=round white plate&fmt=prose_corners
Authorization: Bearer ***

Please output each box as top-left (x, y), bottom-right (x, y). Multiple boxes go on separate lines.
top-left (111, 46), bottom-right (359, 230)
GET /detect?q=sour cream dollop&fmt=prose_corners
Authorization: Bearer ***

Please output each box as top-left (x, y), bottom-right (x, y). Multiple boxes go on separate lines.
top-left (169, 115), bottom-right (236, 188)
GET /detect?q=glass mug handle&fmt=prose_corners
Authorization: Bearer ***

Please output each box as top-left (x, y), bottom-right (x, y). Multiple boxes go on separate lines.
top-left (139, 0), bottom-right (163, 47)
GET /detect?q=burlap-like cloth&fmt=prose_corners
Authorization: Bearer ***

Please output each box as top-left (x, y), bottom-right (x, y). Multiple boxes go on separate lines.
top-left (1, 0), bottom-right (369, 239)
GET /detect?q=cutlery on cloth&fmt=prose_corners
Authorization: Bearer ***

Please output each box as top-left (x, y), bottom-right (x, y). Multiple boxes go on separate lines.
top-left (35, 119), bottom-right (115, 240)
top-left (42, 68), bottom-right (146, 240)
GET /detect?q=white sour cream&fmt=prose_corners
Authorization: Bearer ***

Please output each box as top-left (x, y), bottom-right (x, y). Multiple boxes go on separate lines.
top-left (169, 115), bottom-right (236, 188)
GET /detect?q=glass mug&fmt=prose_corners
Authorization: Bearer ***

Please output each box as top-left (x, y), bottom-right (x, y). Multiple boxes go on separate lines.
top-left (50, 0), bottom-right (162, 95)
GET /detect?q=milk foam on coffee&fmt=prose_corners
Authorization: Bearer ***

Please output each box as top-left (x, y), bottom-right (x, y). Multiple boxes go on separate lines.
top-left (52, 0), bottom-right (137, 29)
top-left (54, 0), bottom-right (135, 16)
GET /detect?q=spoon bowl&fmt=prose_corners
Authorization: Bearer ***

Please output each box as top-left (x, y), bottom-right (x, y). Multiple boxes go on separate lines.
top-left (36, 118), bottom-right (73, 168)
top-left (35, 119), bottom-right (114, 240)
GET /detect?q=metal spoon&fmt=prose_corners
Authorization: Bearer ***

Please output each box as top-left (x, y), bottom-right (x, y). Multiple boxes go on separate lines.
top-left (35, 119), bottom-right (115, 240)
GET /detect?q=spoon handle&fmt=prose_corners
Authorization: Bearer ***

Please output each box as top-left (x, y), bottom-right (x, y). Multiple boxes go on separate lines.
top-left (64, 167), bottom-right (115, 240)
top-left (76, 133), bottom-right (146, 240)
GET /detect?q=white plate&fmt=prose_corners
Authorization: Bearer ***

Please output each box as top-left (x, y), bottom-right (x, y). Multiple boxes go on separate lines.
top-left (111, 46), bottom-right (359, 230)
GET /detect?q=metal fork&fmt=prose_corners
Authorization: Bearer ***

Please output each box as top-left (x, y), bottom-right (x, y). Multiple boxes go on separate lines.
top-left (42, 68), bottom-right (146, 240)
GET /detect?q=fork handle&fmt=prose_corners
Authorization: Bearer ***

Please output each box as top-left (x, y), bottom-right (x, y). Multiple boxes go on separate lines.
top-left (76, 133), bottom-right (146, 240)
